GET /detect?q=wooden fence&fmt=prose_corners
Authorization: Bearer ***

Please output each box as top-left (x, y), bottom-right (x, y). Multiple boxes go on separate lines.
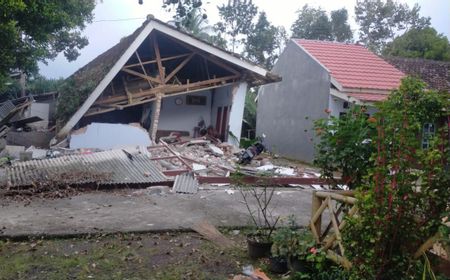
top-left (310, 190), bottom-right (448, 270)
top-left (310, 190), bottom-right (356, 269)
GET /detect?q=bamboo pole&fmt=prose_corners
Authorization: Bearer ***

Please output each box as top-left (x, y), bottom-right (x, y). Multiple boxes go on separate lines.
top-left (150, 93), bottom-right (162, 142)
top-left (315, 191), bottom-right (356, 205)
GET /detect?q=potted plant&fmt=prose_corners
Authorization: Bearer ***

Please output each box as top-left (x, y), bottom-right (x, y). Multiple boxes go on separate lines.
top-left (288, 229), bottom-right (316, 273)
top-left (235, 175), bottom-right (280, 259)
top-left (270, 216), bottom-right (299, 274)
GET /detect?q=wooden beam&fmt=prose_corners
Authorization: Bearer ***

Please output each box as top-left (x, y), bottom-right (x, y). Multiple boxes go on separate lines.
top-left (164, 35), bottom-right (241, 76)
top-left (121, 76), bottom-right (133, 104)
top-left (153, 36), bottom-right (165, 83)
top-left (311, 191), bottom-right (323, 243)
top-left (135, 50), bottom-right (153, 89)
top-left (150, 92), bottom-right (162, 142)
top-left (165, 53), bottom-right (194, 83)
top-left (123, 53), bottom-right (191, 69)
top-left (94, 75), bottom-right (239, 105)
top-left (121, 68), bottom-right (161, 84)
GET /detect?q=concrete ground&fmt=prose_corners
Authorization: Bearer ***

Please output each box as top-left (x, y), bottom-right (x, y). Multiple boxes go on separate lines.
top-left (0, 186), bottom-right (314, 238)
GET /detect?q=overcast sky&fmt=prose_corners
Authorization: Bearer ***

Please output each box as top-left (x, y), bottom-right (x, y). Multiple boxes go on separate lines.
top-left (39, 0), bottom-right (450, 79)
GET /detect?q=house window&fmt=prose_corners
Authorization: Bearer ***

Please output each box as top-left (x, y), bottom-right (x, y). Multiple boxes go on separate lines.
top-left (186, 95), bottom-right (207, 106)
top-left (422, 123), bottom-right (435, 149)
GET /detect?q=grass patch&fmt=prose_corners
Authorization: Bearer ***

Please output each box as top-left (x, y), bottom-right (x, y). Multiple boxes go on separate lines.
top-left (0, 231), bottom-right (284, 280)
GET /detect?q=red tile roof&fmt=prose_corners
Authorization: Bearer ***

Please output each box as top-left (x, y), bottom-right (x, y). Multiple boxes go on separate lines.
top-left (294, 39), bottom-right (405, 90)
top-left (348, 92), bottom-right (389, 102)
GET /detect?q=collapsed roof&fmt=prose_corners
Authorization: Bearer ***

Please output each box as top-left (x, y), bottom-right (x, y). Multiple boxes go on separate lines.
top-left (56, 15), bottom-right (280, 139)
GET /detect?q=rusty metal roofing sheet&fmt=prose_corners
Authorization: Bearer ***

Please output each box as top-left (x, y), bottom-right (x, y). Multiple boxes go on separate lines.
top-left (172, 173), bottom-right (198, 194)
top-left (5, 148), bottom-right (168, 188)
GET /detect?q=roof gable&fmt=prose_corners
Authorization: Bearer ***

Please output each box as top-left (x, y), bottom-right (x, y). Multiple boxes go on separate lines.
top-left (293, 39), bottom-right (405, 91)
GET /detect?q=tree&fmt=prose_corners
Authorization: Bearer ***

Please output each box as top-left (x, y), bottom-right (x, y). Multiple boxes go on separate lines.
top-left (383, 27), bottom-right (450, 61)
top-left (245, 12), bottom-right (280, 69)
top-left (291, 5), bottom-right (332, 41)
top-left (330, 9), bottom-right (353, 42)
top-left (180, 8), bottom-right (227, 49)
top-left (162, 0), bottom-right (205, 26)
top-left (291, 5), bottom-right (353, 42)
top-left (355, 0), bottom-right (431, 53)
top-left (216, 0), bottom-right (258, 52)
top-left (0, 0), bottom-right (95, 92)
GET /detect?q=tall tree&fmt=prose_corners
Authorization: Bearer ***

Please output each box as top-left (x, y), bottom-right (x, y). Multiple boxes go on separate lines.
top-left (291, 5), bottom-right (352, 42)
top-left (291, 4), bottom-right (332, 41)
top-left (383, 27), bottom-right (450, 61)
top-left (216, 0), bottom-right (258, 52)
top-left (180, 8), bottom-right (227, 49)
top-left (331, 8), bottom-right (353, 42)
top-left (245, 12), bottom-right (280, 69)
top-left (355, 0), bottom-right (431, 53)
top-left (0, 0), bottom-right (95, 92)
top-left (162, 0), bottom-right (205, 26)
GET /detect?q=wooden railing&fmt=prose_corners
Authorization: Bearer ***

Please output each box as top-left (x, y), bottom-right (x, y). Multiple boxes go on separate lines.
top-left (310, 190), bottom-right (356, 269)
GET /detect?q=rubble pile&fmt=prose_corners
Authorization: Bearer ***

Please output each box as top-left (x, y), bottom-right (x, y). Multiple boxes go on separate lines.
top-left (149, 138), bottom-right (238, 177)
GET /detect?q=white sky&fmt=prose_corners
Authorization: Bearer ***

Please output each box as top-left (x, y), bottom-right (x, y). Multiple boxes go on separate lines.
top-left (39, 0), bottom-right (450, 79)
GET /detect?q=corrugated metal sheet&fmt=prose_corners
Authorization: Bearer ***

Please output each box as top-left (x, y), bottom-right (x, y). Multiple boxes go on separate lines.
top-left (172, 173), bottom-right (199, 194)
top-left (0, 101), bottom-right (16, 121)
top-left (5, 149), bottom-right (168, 187)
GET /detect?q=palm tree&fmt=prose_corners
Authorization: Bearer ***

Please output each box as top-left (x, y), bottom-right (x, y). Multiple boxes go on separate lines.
top-left (181, 9), bottom-right (227, 49)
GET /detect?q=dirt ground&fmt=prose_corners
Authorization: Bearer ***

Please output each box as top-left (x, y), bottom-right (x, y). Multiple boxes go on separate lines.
top-left (0, 231), bottom-right (283, 280)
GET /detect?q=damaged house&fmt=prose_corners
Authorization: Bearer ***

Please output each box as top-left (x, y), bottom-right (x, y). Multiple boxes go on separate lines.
top-left (54, 15), bottom-right (279, 149)
top-left (256, 39), bottom-right (405, 163)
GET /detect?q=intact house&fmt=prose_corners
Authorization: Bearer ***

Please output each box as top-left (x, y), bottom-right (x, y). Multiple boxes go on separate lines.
top-left (53, 16), bottom-right (279, 148)
top-left (256, 39), bottom-right (405, 163)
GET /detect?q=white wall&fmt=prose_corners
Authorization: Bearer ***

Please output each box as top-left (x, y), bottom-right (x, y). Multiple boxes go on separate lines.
top-left (158, 90), bottom-right (212, 136)
top-left (328, 94), bottom-right (378, 118)
top-left (328, 95), bottom-right (346, 118)
top-left (228, 82), bottom-right (247, 146)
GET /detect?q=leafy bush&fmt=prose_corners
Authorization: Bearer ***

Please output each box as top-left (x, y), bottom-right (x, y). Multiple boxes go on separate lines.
top-left (314, 105), bottom-right (376, 189)
top-left (343, 77), bottom-right (450, 279)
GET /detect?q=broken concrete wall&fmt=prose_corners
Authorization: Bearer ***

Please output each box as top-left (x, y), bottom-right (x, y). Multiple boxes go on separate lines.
top-left (69, 122), bottom-right (151, 150)
top-left (228, 82), bottom-right (247, 146)
top-left (256, 40), bottom-right (329, 163)
top-left (25, 102), bottom-right (50, 129)
top-left (211, 85), bottom-right (234, 142)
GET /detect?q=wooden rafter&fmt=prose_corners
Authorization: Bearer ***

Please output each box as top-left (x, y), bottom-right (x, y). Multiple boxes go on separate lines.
top-left (95, 74), bottom-right (240, 105)
top-left (164, 35), bottom-right (241, 76)
top-left (123, 53), bottom-right (191, 69)
top-left (121, 68), bottom-right (161, 84)
top-left (86, 81), bottom-right (237, 117)
top-left (135, 50), bottom-right (153, 89)
top-left (164, 53), bottom-right (194, 83)
top-left (153, 36), bottom-right (165, 83)
top-left (121, 76), bottom-right (133, 104)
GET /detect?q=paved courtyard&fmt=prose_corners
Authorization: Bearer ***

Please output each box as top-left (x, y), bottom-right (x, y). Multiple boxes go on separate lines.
top-left (0, 186), bottom-right (313, 238)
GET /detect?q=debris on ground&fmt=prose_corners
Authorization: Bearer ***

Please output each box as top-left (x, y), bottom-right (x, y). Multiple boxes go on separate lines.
top-left (0, 128), bottom-right (329, 199)
top-left (191, 220), bottom-right (236, 249)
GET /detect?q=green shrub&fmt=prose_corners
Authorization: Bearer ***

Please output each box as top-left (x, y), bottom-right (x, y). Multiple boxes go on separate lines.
top-left (343, 77), bottom-right (450, 279)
